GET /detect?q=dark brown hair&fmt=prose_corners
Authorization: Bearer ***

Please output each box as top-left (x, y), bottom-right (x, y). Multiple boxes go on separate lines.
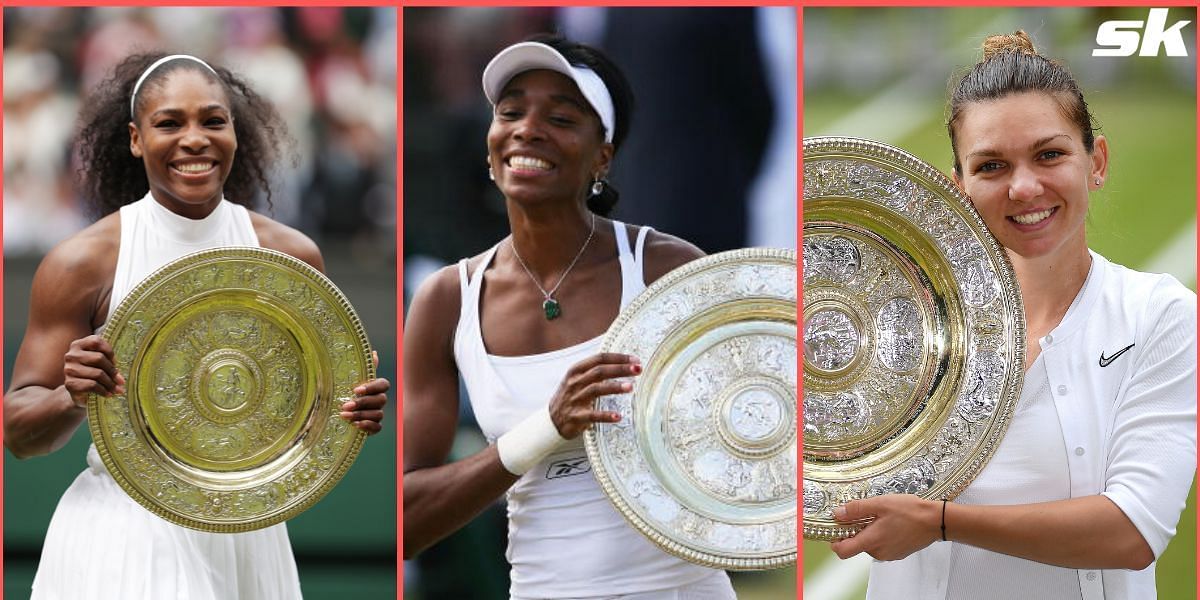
top-left (75, 53), bottom-right (292, 217)
top-left (947, 30), bottom-right (1098, 175)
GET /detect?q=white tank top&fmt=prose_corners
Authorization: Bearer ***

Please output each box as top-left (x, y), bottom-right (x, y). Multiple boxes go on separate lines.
top-left (107, 193), bottom-right (259, 321)
top-left (454, 220), bottom-right (722, 598)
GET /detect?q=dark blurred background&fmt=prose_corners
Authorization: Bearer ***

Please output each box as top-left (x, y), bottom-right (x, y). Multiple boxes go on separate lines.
top-left (3, 7), bottom-right (397, 599)
top-left (403, 7), bottom-right (796, 599)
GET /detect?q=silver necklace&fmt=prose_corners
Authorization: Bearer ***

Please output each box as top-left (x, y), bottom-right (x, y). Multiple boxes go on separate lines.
top-left (509, 212), bottom-right (596, 321)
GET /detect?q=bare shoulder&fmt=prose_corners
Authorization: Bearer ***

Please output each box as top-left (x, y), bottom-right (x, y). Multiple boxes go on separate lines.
top-left (404, 263), bottom-right (464, 366)
top-left (410, 265), bottom-right (460, 312)
top-left (249, 212), bottom-right (324, 273)
top-left (29, 214), bottom-right (121, 322)
top-left (640, 228), bottom-right (705, 285)
top-left (407, 263), bottom-right (462, 331)
top-left (36, 215), bottom-right (120, 287)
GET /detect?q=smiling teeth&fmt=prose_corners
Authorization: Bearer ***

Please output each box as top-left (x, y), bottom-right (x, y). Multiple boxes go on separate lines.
top-left (1012, 208), bottom-right (1053, 225)
top-left (175, 163), bottom-right (215, 174)
top-left (509, 156), bottom-right (551, 170)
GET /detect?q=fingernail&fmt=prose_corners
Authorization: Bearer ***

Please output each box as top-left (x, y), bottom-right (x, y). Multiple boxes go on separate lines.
top-left (621, 382), bottom-right (633, 392)
top-left (833, 506), bottom-right (847, 520)
top-left (353, 386), bottom-right (366, 395)
top-left (611, 413), bottom-right (622, 422)
top-left (340, 411), bottom-right (354, 420)
top-left (631, 364), bottom-right (642, 375)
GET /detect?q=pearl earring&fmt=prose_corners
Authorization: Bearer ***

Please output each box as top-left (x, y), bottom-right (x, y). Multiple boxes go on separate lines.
top-left (590, 179), bottom-right (605, 196)
top-left (489, 167), bottom-right (495, 181)
top-left (1094, 178), bottom-right (1102, 186)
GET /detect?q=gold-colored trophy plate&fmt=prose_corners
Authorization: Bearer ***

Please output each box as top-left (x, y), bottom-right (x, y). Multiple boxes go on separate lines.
top-left (89, 247), bottom-right (372, 532)
top-left (802, 137), bottom-right (1025, 540)
top-left (585, 248), bottom-right (797, 570)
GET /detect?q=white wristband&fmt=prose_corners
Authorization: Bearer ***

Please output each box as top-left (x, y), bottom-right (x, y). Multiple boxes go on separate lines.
top-left (496, 405), bottom-right (567, 476)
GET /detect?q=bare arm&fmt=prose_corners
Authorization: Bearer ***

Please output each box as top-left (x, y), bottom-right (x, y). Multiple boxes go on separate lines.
top-left (639, 228), bottom-right (706, 285)
top-left (251, 212), bottom-right (326, 273)
top-left (402, 266), bottom-right (518, 557)
top-left (830, 493), bottom-right (1153, 570)
top-left (5, 232), bottom-right (120, 458)
top-left (402, 266), bottom-right (637, 557)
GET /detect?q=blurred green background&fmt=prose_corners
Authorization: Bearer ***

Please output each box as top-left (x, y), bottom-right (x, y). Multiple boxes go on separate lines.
top-left (803, 7), bottom-right (1196, 600)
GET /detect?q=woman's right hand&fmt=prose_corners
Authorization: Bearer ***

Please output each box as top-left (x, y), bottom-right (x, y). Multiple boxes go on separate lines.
top-left (548, 352), bottom-right (642, 439)
top-left (63, 335), bottom-right (125, 408)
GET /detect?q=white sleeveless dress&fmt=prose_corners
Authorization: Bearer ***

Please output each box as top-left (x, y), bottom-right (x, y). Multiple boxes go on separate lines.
top-left (454, 220), bottom-right (733, 599)
top-left (31, 194), bottom-right (303, 600)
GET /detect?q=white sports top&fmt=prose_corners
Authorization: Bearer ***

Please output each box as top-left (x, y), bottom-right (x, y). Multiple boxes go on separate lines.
top-left (869, 263), bottom-right (1097, 600)
top-left (107, 193), bottom-right (259, 319)
top-left (454, 220), bottom-right (723, 599)
top-left (35, 193), bottom-right (301, 600)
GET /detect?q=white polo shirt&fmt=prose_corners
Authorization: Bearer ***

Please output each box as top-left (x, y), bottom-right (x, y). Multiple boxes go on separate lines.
top-left (867, 251), bottom-right (1197, 600)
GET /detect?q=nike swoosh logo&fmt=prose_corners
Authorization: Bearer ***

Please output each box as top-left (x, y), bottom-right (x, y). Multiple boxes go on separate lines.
top-left (1099, 343), bottom-right (1135, 367)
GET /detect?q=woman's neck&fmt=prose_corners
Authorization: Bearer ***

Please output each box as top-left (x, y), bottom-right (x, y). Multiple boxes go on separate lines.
top-left (1010, 244), bottom-right (1092, 333)
top-left (505, 200), bottom-right (597, 277)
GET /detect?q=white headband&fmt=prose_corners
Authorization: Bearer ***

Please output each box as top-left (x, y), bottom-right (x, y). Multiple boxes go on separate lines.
top-left (482, 42), bottom-right (616, 144)
top-left (130, 54), bottom-right (218, 117)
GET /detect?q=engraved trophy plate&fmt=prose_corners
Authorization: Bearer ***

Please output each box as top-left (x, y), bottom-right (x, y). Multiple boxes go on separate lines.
top-left (802, 137), bottom-right (1025, 540)
top-left (585, 248), bottom-right (797, 570)
top-left (89, 247), bottom-right (372, 532)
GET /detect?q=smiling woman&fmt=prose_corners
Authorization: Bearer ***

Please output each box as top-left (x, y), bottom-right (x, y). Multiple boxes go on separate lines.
top-left (402, 35), bottom-right (738, 598)
top-left (2, 53), bottom-right (391, 599)
top-left (824, 31), bottom-right (1195, 600)
top-left (129, 63), bottom-right (238, 218)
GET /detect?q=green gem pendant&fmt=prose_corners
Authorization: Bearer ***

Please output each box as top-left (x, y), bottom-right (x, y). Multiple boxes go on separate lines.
top-left (543, 298), bottom-right (562, 320)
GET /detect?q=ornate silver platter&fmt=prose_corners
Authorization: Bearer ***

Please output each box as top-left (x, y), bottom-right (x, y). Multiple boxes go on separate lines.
top-left (89, 247), bottom-right (372, 532)
top-left (802, 136), bottom-right (1025, 540)
top-left (585, 248), bottom-right (797, 570)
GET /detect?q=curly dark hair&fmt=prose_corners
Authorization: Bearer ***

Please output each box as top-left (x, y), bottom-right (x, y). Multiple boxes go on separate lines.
top-left (75, 53), bottom-right (292, 217)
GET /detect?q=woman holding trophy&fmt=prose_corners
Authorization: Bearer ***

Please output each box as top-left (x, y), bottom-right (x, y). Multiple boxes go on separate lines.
top-left (4, 53), bottom-right (390, 598)
top-left (402, 35), bottom-right (738, 598)
top-left (829, 31), bottom-right (1196, 599)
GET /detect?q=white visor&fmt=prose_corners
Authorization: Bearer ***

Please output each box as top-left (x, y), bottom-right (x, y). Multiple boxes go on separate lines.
top-left (482, 41), bottom-right (615, 144)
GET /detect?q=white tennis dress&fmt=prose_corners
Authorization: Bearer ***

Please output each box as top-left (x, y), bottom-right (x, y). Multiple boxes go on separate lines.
top-left (31, 194), bottom-right (303, 600)
top-left (454, 220), bottom-right (733, 599)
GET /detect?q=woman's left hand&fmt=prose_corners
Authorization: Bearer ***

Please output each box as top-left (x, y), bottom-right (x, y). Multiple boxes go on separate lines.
top-left (340, 351), bottom-right (390, 435)
top-left (830, 494), bottom-right (941, 561)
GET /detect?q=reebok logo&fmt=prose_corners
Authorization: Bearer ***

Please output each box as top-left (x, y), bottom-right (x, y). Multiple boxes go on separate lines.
top-left (546, 457), bottom-right (591, 479)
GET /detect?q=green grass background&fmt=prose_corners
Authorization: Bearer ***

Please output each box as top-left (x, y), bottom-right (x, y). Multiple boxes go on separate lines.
top-left (804, 7), bottom-right (1197, 599)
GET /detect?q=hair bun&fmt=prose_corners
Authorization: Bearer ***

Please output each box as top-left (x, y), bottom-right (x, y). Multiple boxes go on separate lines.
top-left (982, 30), bottom-right (1038, 60)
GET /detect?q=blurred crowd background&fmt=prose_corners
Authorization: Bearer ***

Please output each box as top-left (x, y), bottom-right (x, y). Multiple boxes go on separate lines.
top-left (3, 7), bottom-right (397, 599)
top-left (404, 7), bottom-right (796, 600)
top-left (5, 6), bottom-right (396, 256)
top-left (804, 7), bottom-right (1196, 600)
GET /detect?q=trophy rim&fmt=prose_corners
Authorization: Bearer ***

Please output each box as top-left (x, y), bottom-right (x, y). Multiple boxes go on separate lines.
top-left (585, 247), bottom-right (798, 570)
top-left (88, 246), bottom-right (372, 533)
top-left (802, 136), bottom-right (1025, 540)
